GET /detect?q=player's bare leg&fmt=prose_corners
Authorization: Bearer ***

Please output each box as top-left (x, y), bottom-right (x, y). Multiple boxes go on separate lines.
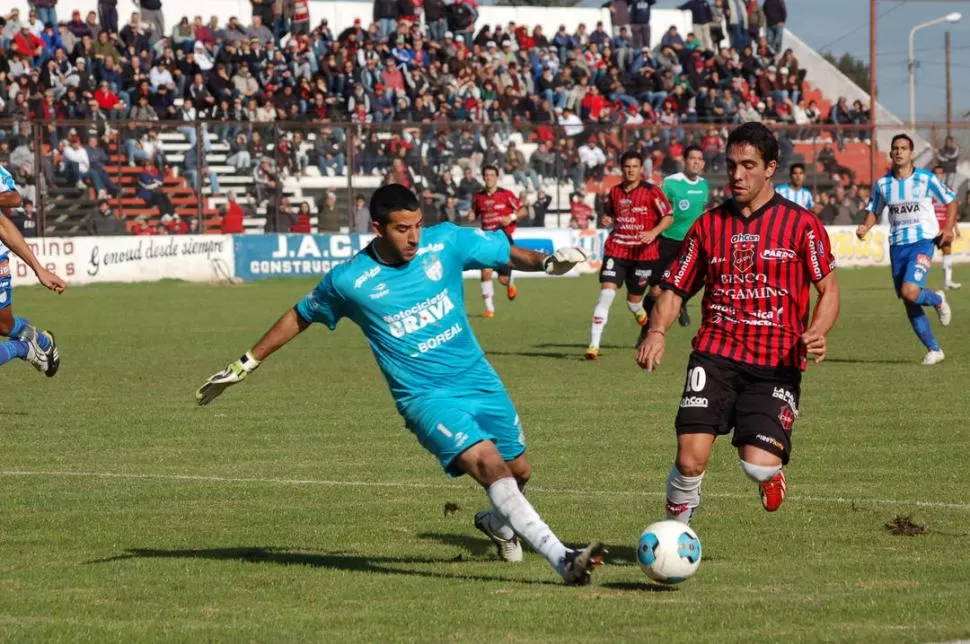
top-left (586, 284), bottom-right (617, 359)
top-left (738, 444), bottom-right (786, 512)
top-left (899, 281), bottom-right (948, 364)
top-left (474, 454), bottom-right (530, 562)
top-left (480, 269), bottom-right (495, 318)
top-left (665, 433), bottom-right (715, 524)
top-left (942, 242), bottom-right (961, 289)
top-left (636, 289), bottom-right (661, 348)
top-left (498, 273), bottom-right (517, 301)
top-left (457, 442), bottom-right (603, 585)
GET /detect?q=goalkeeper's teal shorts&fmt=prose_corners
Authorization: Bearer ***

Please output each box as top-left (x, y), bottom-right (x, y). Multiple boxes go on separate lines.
top-left (401, 390), bottom-right (526, 477)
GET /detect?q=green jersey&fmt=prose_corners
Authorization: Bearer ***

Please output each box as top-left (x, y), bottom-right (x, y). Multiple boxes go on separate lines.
top-left (661, 173), bottom-right (710, 241)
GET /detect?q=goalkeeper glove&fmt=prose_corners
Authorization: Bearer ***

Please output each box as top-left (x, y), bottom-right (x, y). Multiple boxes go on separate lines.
top-left (543, 247), bottom-right (588, 276)
top-left (196, 351), bottom-right (260, 406)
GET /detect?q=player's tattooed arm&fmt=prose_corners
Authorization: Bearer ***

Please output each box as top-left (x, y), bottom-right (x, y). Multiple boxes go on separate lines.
top-left (802, 272), bottom-right (840, 364)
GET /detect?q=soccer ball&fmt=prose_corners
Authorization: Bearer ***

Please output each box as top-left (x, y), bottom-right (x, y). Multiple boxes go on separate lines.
top-left (636, 520), bottom-right (702, 584)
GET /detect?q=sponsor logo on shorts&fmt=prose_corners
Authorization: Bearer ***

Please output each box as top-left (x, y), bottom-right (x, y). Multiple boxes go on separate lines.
top-left (772, 387), bottom-right (798, 413)
top-left (680, 396), bottom-right (709, 408)
top-left (755, 434), bottom-right (785, 451)
top-left (762, 248), bottom-right (796, 261)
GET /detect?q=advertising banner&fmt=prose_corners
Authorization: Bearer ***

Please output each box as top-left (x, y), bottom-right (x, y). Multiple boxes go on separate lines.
top-left (11, 235), bottom-right (234, 287)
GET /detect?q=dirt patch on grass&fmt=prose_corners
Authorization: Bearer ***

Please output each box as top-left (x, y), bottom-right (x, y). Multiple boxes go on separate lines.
top-left (885, 515), bottom-right (926, 536)
top-left (443, 501), bottom-right (461, 517)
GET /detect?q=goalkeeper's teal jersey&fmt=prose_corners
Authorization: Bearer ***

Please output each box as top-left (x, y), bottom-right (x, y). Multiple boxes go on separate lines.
top-left (296, 223), bottom-right (511, 409)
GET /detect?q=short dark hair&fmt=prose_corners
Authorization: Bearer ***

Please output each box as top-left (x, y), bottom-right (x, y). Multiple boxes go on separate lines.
top-left (890, 133), bottom-right (914, 151)
top-left (789, 162), bottom-right (805, 174)
top-left (482, 164), bottom-right (499, 176)
top-left (726, 122), bottom-right (778, 165)
top-left (933, 164), bottom-right (945, 173)
top-left (369, 184), bottom-right (419, 225)
top-left (620, 150), bottom-right (642, 165)
top-left (684, 145), bottom-right (704, 158)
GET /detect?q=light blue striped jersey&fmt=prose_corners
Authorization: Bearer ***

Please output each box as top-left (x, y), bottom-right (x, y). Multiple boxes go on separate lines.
top-left (868, 168), bottom-right (956, 246)
top-left (296, 223), bottom-right (512, 409)
top-left (775, 184), bottom-right (814, 209)
top-left (0, 164), bottom-right (15, 259)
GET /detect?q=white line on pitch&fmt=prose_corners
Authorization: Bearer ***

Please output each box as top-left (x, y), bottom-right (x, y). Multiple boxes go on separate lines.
top-left (2, 469), bottom-right (969, 511)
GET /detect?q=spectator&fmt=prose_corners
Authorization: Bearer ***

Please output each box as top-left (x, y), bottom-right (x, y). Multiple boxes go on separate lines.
top-left (84, 135), bottom-right (121, 198)
top-left (290, 201), bottom-right (313, 233)
top-left (679, 0), bottom-right (714, 51)
top-left (253, 157), bottom-right (281, 210)
top-left (419, 188), bottom-right (440, 227)
top-left (439, 194), bottom-right (463, 225)
top-left (569, 188), bottom-right (594, 229)
top-left (219, 191), bottom-right (246, 234)
top-left (136, 159), bottom-right (175, 217)
top-left (139, 0), bottom-right (164, 43)
top-left (819, 184), bottom-right (855, 225)
top-left (86, 198), bottom-right (126, 235)
top-left (763, 0), bottom-right (786, 56)
top-left (629, 0), bottom-right (656, 51)
top-left (817, 140), bottom-right (854, 184)
top-left (8, 199), bottom-right (39, 237)
top-left (98, 0), bottom-right (118, 35)
top-left (531, 189), bottom-right (551, 227)
top-left (182, 144), bottom-right (220, 195)
top-left (936, 136), bottom-right (959, 186)
top-left (352, 193), bottom-right (371, 232)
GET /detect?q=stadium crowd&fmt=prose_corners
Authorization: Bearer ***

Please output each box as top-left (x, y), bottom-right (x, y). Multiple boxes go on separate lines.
top-left (0, 0), bottom-right (919, 236)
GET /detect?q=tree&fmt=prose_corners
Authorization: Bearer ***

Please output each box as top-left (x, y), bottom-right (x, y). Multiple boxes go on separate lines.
top-left (822, 52), bottom-right (871, 92)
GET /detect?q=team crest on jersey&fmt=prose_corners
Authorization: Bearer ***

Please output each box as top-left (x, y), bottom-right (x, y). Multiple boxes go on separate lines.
top-left (423, 254), bottom-right (443, 282)
top-left (733, 246), bottom-right (755, 273)
top-left (678, 199), bottom-right (690, 211)
top-left (778, 406), bottom-right (796, 431)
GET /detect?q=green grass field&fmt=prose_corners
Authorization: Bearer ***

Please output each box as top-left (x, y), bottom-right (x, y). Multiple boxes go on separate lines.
top-left (2, 268), bottom-right (969, 642)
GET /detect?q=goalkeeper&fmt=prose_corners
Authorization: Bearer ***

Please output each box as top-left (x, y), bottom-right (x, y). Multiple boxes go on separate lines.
top-left (196, 184), bottom-right (604, 586)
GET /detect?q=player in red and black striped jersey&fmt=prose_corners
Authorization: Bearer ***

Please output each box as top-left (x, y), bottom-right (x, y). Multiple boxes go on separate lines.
top-left (472, 165), bottom-right (526, 318)
top-left (584, 151), bottom-right (673, 360)
top-left (636, 123), bottom-right (841, 522)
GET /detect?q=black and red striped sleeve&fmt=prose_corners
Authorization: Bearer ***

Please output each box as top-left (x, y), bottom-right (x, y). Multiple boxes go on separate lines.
top-left (651, 184), bottom-right (673, 220)
top-left (660, 217), bottom-right (707, 297)
top-left (799, 211), bottom-right (835, 283)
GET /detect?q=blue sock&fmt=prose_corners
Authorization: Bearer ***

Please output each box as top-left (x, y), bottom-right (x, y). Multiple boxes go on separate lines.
top-left (905, 303), bottom-right (940, 351)
top-left (915, 289), bottom-right (942, 307)
top-left (8, 317), bottom-right (50, 350)
top-left (0, 340), bottom-right (29, 366)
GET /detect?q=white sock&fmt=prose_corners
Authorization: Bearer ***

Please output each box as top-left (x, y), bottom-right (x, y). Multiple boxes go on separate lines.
top-left (739, 460), bottom-right (782, 483)
top-left (665, 466), bottom-right (705, 524)
top-left (481, 281), bottom-right (495, 312)
top-left (482, 509), bottom-right (515, 540)
top-left (943, 255), bottom-right (953, 284)
top-left (507, 273), bottom-right (515, 286)
top-left (486, 477), bottom-right (568, 571)
top-left (626, 299), bottom-right (644, 316)
top-left (589, 289), bottom-right (617, 349)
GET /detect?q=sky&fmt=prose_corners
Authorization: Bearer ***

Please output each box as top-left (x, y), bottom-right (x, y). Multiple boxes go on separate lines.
top-left (784, 0), bottom-right (970, 123)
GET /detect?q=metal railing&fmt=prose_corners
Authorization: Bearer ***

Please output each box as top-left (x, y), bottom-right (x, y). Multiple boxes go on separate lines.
top-left (0, 118), bottom-right (966, 236)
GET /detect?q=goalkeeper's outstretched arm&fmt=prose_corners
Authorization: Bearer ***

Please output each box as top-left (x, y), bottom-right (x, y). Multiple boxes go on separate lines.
top-left (196, 307), bottom-right (310, 406)
top-left (251, 307), bottom-right (311, 361)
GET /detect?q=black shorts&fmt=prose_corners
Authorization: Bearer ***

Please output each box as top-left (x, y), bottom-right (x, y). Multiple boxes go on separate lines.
top-left (598, 256), bottom-right (663, 296)
top-left (489, 229), bottom-right (513, 277)
top-left (658, 235), bottom-right (684, 271)
top-left (675, 351), bottom-right (802, 464)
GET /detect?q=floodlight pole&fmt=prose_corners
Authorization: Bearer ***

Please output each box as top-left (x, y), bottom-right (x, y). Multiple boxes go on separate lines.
top-left (909, 13), bottom-right (962, 129)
